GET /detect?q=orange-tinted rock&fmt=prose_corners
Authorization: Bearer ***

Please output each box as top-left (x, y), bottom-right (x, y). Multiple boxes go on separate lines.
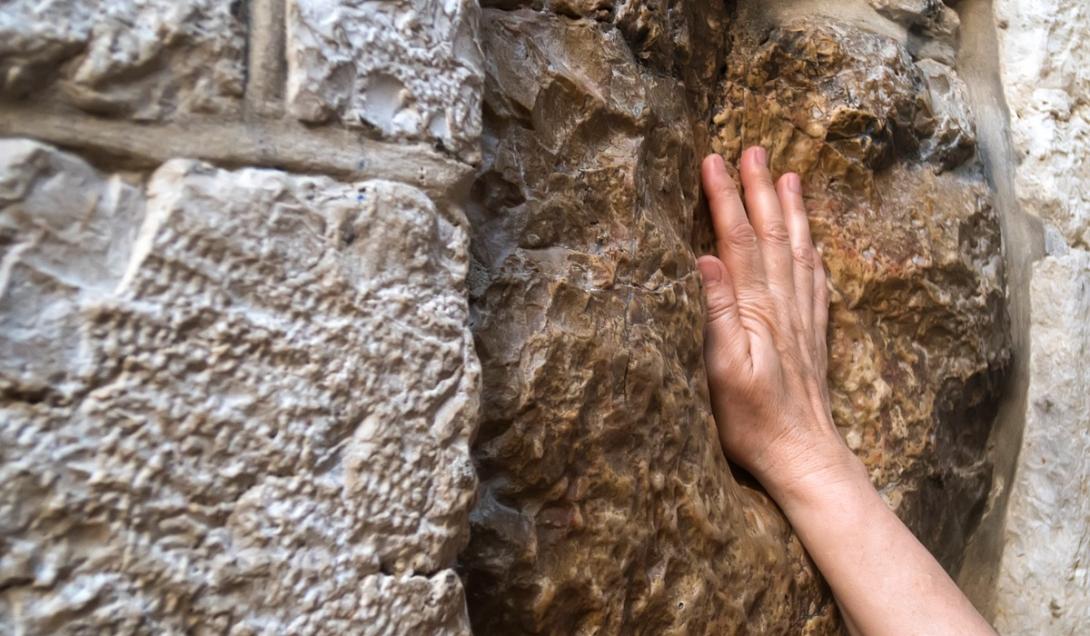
top-left (713, 19), bottom-right (1010, 572)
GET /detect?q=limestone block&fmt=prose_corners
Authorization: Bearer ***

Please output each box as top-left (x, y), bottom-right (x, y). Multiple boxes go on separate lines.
top-left (713, 18), bottom-right (1009, 573)
top-left (0, 140), bottom-right (478, 634)
top-left (462, 8), bottom-right (837, 634)
top-left (0, 0), bottom-right (244, 119)
top-left (993, 250), bottom-right (1090, 635)
top-left (285, 0), bottom-right (484, 162)
top-left (995, 0), bottom-right (1090, 249)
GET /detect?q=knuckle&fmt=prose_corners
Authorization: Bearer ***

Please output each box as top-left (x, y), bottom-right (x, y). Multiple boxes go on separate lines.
top-left (721, 222), bottom-right (758, 249)
top-left (761, 223), bottom-right (791, 246)
top-left (792, 245), bottom-right (815, 269)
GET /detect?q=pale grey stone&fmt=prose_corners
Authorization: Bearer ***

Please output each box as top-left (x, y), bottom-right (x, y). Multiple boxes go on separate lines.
top-left (994, 250), bottom-right (1090, 635)
top-left (995, 0), bottom-right (1090, 249)
top-left (0, 0), bottom-right (245, 119)
top-left (0, 140), bottom-right (478, 634)
top-left (285, 0), bottom-right (484, 162)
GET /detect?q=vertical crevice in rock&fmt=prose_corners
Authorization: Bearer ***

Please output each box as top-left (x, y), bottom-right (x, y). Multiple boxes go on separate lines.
top-left (244, 0), bottom-right (287, 117)
top-left (947, 0), bottom-right (1045, 617)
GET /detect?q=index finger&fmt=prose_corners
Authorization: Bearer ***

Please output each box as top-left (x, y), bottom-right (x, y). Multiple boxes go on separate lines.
top-left (702, 154), bottom-right (767, 297)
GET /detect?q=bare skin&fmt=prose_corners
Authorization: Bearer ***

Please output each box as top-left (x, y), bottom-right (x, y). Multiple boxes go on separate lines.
top-left (698, 148), bottom-right (997, 636)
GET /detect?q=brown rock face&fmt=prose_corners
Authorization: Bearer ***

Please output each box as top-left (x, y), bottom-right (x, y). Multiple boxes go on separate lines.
top-left (712, 18), bottom-right (1009, 573)
top-left (462, 5), bottom-right (1009, 634)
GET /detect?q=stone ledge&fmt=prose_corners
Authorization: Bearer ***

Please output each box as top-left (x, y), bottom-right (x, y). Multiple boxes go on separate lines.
top-left (0, 101), bottom-right (473, 199)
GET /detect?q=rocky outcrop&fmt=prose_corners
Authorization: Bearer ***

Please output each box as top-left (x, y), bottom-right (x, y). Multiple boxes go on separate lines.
top-left (461, 7), bottom-right (837, 634)
top-left (712, 17), bottom-right (1009, 573)
top-left (461, 3), bottom-right (1009, 634)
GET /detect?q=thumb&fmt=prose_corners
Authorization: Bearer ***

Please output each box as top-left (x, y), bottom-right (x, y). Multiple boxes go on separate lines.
top-left (698, 255), bottom-right (749, 369)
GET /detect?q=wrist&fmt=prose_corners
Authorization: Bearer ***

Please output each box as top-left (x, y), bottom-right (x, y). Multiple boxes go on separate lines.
top-left (757, 435), bottom-right (873, 515)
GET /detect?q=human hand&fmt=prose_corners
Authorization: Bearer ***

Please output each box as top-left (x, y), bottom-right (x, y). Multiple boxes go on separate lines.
top-left (698, 148), bottom-right (864, 506)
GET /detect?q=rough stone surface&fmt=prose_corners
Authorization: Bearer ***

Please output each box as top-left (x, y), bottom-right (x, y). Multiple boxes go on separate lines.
top-left (995, 0), bottom-right (1090, 249)
top-left (712, 18), bottom-right (1010, 573)
top-left (285, 0), bottom-right (484, 161)
top-left (0, 139), bottom-right (478, 634)
top-left (868, 0), bottom-right (961, 64)
top-left (917, 58), bottom-right (977, 172)
top-left (994, 250), bottom-right (1090, 635)
top-left (989, 0), bottom-right (1090, 631)
top-left (460, 4), bottom-right (1008, 634)
top-left (0, 0), bottom-right (245, 119)
top-left (461, 7), bottom-right (838, 635)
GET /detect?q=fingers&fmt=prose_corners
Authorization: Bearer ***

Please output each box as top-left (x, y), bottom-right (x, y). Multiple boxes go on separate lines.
top-left (740, 147), bottom-right (794, 302)
top-left (777, 172), bottom-right (815, 335)
top-left (702, 154), bottom-right (767, 300)
top-left (698, 255), bottom-right (750, 371)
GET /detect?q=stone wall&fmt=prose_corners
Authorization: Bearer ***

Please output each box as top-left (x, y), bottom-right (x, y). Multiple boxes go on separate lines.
top-left (0, 0), bottom-right (482, 633)
top-left (0, 0), bottom-right (1084, 634)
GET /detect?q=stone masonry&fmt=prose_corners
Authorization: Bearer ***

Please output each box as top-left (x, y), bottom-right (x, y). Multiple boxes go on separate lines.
top-left (0, 0), bottom-right (481, 633)
top-left (0, 0), bottom-right (1086, 634)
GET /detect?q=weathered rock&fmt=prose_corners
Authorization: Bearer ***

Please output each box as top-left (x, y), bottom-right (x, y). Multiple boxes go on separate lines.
top-left (461, 7), bottom-right (839, 635)
top-left (712, 18), bottom-right (1009, 573)
top-left (0, 140), bottom-right (478, 634)
top-left (917, 59), bottom-right (977, 172)
top-left (993, 250), bottom-right (1090, 635)
top-left (285, 0), bottom-right (484, 161)
top-left (868, 0), bottom-right (960, 64)
top-left (995, 0), bottom-right (1090, 248)
top-left (0, 0), bottom-right (245, 119)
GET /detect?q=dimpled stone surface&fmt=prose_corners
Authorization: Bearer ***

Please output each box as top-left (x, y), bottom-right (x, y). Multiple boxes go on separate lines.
top-left (0, 0), bottom-right (244, 119)
top-left (0, 140), bottom-right (477, 634)
top-left (713, 19), bottom-right (1009, 572)
top-left (461, 8), bottom-right (838, 635)
top-left (285, 0), bottom-right (484, 161)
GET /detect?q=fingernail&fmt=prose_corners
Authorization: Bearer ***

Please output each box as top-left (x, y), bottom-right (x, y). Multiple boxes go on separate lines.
top-left (697, 259), bottom-right (722, 284)
top-left (786, 173), bottom-right (801, 193)
top-left (752, 146), bottom-right (767, 166)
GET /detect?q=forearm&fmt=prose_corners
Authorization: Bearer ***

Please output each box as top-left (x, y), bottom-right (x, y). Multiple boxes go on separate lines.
top-left (773, 455), bottom-right (995, 636)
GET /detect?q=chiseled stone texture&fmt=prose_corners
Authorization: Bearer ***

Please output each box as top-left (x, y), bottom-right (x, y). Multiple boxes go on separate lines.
top-left (994, 250), bottom-right (1090, 635)
top-left (995, 0), bottom-right (1090, 249)
top-left (0, 140), bottom-right (478, 634)
top-left (286, 0), bottom-right (484, 161)
top-left (712, 18), bottom-right (1010, 574)
top-left (0, 0), bottom-right (244, 119)
top-left (462, 8), bottom-right (839, 635)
